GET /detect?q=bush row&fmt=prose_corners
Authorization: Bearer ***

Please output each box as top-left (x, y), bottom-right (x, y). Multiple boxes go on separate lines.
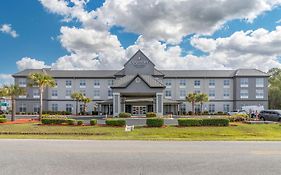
top-left (0, 118), bottom-right (7, 123)
top-left (42, 111), bottom-right (72, 115)
top-left (178, 118), bottom-right (229, 127)
top-left (0, 115), bottom-right (6, 119)
top-left (118, 112), bottom-right (131, 118)
top-left (146, 112), bottom-right (157, 118)
top-left (105, 119), bottom-right (126, 126)
top-left (146, 118), bottom-right (164, 127)
top-left (186, 111), bottom-right (227, 115)
top-left (227, 114), bottom-right (249, 122)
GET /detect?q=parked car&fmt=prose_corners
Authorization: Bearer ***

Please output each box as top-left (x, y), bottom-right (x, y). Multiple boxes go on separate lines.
top-left (227, 110), bottom-right (247, 116)
top-left (258, 110), bottom-right (281, 122)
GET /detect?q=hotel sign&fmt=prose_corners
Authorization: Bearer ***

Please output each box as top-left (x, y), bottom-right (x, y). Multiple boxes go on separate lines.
top-left (130, 57), bottom-right (149, 68)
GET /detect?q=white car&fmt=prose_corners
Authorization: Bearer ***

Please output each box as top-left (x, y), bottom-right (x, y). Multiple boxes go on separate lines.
top-left (227, 110), bottom-right (247, 116)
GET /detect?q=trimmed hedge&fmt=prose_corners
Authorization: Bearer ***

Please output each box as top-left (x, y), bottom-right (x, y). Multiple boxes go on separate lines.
top-left (227, 114), bottom-right (249, 122)
top-left (118, 112), bottom-right (131, 118)
top-left (146, 112), bottom-right (157, 118)
top-left (41, 118), bottom-right (68, 125)
top-left (146, 118), bottom-right (164, 127)
top-left (77, 120), bottom-right (83, 125)
top-left (66, 119), bottom-right (76, 125)
top-left (178, 118), bottom-right (202, 127)
top-left (0, 118), bottom-right (7, 123)
top-left (0, 115), bottom-right (6, 118)
top-left (202, 118), bottom-right (229, 126)
top-left (90, 119), bottom-right (97, 126)
top-left (105, 119), bottom-right (126, 126)
top-left (42, 111), bottom-right (71, 115)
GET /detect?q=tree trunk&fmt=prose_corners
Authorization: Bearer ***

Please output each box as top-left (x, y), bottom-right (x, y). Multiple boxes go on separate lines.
top-left (76, 100), bottom-right (78, 115)
top-left (83, 102), bottom-right (86, 113)
top-left (11, 98), bottom-right (16, 121)
top-left (192, 101), bottom-right (195, 115)
top-left (39, 87), bottom-right (43, 121)
top-left (200, 102), bottom-right (203, 113)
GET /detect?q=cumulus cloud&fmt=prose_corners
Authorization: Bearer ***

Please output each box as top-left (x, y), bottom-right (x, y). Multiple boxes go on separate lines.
top-left (0, 74), bottom-right (14, 86)
top-left (191, 27), bottom-right (281, 71)
top-left (16, 57), bottom-right (50, 71)
top-left (96, 0), bottom-right (281, 43)
top-left (0, 24), bottom-right (18, 38)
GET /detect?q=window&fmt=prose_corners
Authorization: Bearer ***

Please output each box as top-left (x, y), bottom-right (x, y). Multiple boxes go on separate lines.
top-left (66, 104), bottom-right (72, 113)
top-left (33, 104), bottom-right (40, 113)
top-left (80, 80), bottom-right (86, 87)
top-left (223, 104), bottom-right (230, 113)
top-left (94, 90), bottom-right (100, 98)
top-left (51, 90), bottom-right (58, 97)
top-left (240, 89), bottom-right (248, 99)
top-left (256, 78), bottom-right (264, 87)
top-left (33, 89), bottom-right (39, 98)
top-left (194, 80), bottom-right (200, 87)
top-left (240, 78), bottom-right (248, 87)
top-left (19, 104), bottom-right (26, 113)
top-left (209, 89), bottom-right (215, 98)
top-left (19, 79), bottom-right (26, 87)
top-left (180, 103), bottom-right (186, 114)
top-left (194, 90), bottom-right (201, 94)
top-left (54, 80), bottom-right (58, 88)
top-left (179, 79), bottom-right (186, 87)
top-left (66, 90), bottom-right (71, 98)
top-left (108, 89), bottom-right (113, 97)
top-left (165, 90), bottom-right (172, 97)
top-left (256, 89), bottom-right (264, 98)
top-left (164, 79), bottom-right (172, 87)
top-left (223, 89), bottom-right (230, 98)
top-left (108, 79), bottom-right (114, 87)
top-left (66, 80), bottom-right (72, 88)
top-left (195, 104), bottom-right (201, 113)
top-left (180, 90), bottom-right (186, 98)
top-left (224, 79), bottom-right (230, 87)
top-left (80, 90), bottom-right (86, 96)
top-left (208, 104), bottom-right (215, 113)
top-left (209, 80), bottom-right (215, 87)
top-left (52, 104), bottom-right (58, 112)
top-left (94, 80), bottom-right (100, 87)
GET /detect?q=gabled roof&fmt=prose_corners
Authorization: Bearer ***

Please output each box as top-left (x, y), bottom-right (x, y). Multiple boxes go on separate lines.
top-left (111, 74), bottom-right (165, 88)
top-left (123, 49), bottom-right (155, 67)
top-left (234, 69), bottom-right (269, 77)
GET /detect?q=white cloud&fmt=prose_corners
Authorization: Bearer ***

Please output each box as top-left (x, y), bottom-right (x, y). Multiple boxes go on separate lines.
top-left (16, 57), bottom-right (50, 71)
top-left (0, 74), bottom-right (13, 86)
top-left (0, 24), bottom-right (18, 38)
top-left (96, 0), bottom-right (281, 43)
top-left (190, 27), bottom-right (281, 71)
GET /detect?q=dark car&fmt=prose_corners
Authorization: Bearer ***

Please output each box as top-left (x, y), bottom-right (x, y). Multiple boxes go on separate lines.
top-left (258, 110), bottom-right (281, 122)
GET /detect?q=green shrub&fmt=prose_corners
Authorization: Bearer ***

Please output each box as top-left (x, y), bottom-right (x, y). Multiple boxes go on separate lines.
top-left (118, 112), bottom-right (131, 118)
top-left (146, 118), bottom-right (164, 127)
top-left (216, 111), bottom-right (224, 115)
top-left (0, 115), bottom-right (6, 118)
top-left (178, 118), bottom-right (203, 127)
top-left (202, 118), bottom-right (229, 126)
top-left (227, 114), bottom-right (249, 122)
top-left (66, 119), bottom-right (76, 125)
top-left (203, 111), bottom-right (209, 115)
top-left (146, 112), bottom-right (157, 118)
top-left (90, 119), bottom-right (97, 126)
top-left (188, 111), bottom-right (193, 115)
top-left (41, 118), bottom-right (68, 125)
top-left (77, 120), bottom-right (83, 125)
top-left (0, 118), bottom-right (7, 123)
top-left (105, 119), bottom-right (126, 126)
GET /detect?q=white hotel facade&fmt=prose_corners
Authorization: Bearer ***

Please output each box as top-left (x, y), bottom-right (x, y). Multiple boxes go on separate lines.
top-left (13, 50), bottom-right (269, 116)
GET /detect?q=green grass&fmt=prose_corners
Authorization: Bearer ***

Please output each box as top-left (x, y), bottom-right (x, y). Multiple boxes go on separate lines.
top-left (0, 123), bottom-right (280, 140)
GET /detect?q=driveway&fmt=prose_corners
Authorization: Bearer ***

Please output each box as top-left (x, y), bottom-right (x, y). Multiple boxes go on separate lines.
top-left (0, 140), bottom-right (280, 175)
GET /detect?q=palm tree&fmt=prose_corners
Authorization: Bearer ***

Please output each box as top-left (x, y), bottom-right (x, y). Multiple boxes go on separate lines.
top-left (1, 85), bottom-right (26, 121)
top-left (71, 92), bottom-right (84, 115)
top-left (81, 96), bottom-right (91, 114)
top-left (196, 93), bottom-right (209, 113)
top-left (186, 93), bottom-right (197, 114)
top-left (28, 72), bottom-right (55, 120)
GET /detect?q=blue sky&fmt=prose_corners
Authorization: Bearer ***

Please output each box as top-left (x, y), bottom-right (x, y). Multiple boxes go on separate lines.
top-left (1, 0), bottom-right (281, 84)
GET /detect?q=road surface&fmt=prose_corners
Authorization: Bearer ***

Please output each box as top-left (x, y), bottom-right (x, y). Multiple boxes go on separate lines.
top-left (0, 140), bottom-right (280, 175)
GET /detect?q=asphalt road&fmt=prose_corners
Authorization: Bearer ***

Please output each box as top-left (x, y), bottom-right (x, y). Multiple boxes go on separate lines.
top-left (0, 140), bottom-right (280, 175)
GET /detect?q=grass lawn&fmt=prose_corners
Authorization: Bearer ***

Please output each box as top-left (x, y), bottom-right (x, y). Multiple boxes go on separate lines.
top-left (0, 123), bottom-right (280, 140)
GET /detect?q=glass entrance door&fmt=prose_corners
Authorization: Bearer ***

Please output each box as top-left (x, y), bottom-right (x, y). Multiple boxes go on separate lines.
top-left (132, 106), bottom-right (147, 115)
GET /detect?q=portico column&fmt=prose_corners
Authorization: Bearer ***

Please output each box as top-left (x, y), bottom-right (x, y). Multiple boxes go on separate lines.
top-left (156, 92), bottom-right (163, 117)
top-left (113, 92), bottom-right (121, 117)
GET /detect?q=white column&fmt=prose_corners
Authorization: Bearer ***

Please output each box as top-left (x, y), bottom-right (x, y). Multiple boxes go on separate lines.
top-left (156, 93), bottom-right (163, 117)
top-left (113, 92), bottom-right (121, 117)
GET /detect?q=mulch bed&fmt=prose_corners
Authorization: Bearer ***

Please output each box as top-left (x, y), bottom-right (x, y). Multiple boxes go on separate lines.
top-left (0, 118), bottom-right (39, 125)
